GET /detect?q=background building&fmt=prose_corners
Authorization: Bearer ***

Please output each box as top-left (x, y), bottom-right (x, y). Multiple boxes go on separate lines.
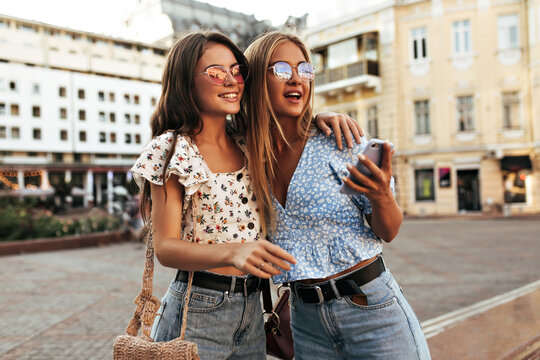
top-left (123, 0), bottom-right (272, 47)
top-left (0, 14), bottom-right (164, 209)
top-left (306, 0), bottom-right (540, 215)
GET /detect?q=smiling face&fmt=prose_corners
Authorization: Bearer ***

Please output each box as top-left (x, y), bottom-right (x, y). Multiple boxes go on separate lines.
top-left (266, 41), bottom-right (311, 122)
top-left (193, 42), bottom-right (244, 119)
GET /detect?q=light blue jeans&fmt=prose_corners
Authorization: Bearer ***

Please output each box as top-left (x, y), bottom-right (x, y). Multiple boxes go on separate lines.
top-left (151, 276), bottom-right (266, 360)
top-left (289, 269), bottom-right (431, 359)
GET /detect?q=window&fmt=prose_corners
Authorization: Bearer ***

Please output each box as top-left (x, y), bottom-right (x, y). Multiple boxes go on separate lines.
top-left (99, 111), bottom-right (106, 122)
top-left (11, 104), bottom-right (19, 116)
top-left (98, 91), bottom-right (105, 101)
top-left (502, 92), bottom-right (520, 129)
top-left (60, 129), bottom-right (68, 141)
top-left (53, 153), bottom-right (63, 162)
top-left (134, 95), bottom-right (140, 105)
top-left (411, 27), bottom-right (427, 60)
top-left (79, 109), bottom-right (86, 120)
top-left (19, 24), bottom-right (37, 32)
top-left (59, 86), bottom-right (66, 97)
top-left (110, 132), bottom-right (116, 143)
top-left (11, 127), bottom-right (20, 139)
top-left (504, 170), bottom-right (527, 203)
top-left (114, 41), bottom-right (132, 50)
top-left (124, 94), bottom-right (130, 104)
top-left (59, 107), bottom-right (67, 119)
top-left (109, 92), bottom-right (115, 102)
top-left (328, 38), bottom-right (358, 68)
top-left (125, 113), bottom-right (131, 124)
top-left (452, 20), bottom-right (471, 54)
top-left (78, 89), bottom-right (85, 99)
top-left (134, 114), bottom-right (140, 124)
top-left (0, 103), bottom-right (5, 116)
top-left (125, 133), bottom-right (132, 144)
top-left (151, 97), bottom-right (157, 106)
top-left (135, 134), bottom-right (141, 144)
top-left (79, 131), bottom-right (87, 142)
top-left (414, 100), bottom-right (430, 135)
top-left (456, 95), bottom-right (474, 131)
top-left (109, 112), bottom-right (116, 123)
top-left (415, 169), bottom-right (435, 201)
top-left (99, 132), bottom-right (106, 143)
top-left (33, 128), bottom-right (41, 139)
top-left (32, 83), bottom-right (40, 94)
top-left (0, 126), bottom-right (5, 138)
top-left (366, 106), bottom-right (378, 138)
top-left (346, 110), bottom-right (357, 121)
top-left (9, 81), bottom-right (17, 92)
top-left (32, 106), bottom-right (41, 118)
top-left (498, 14), bottom-right (519, 50)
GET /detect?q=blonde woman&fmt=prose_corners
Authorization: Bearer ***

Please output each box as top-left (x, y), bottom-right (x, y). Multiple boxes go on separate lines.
top-left (244, 31), bottom-right (431, 360)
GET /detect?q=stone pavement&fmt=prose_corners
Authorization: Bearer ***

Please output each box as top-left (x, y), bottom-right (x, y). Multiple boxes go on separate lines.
top-left (0, 216), bottom-right (539, 359)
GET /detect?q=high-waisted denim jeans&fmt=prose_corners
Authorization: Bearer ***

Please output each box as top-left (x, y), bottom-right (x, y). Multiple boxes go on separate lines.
top-left (151, 274), bottom-right (266, 360)
top-left (290, 269), bottom-right (431, 359)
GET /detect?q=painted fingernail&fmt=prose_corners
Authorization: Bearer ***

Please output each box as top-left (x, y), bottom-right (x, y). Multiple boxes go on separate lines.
top-left (342, 176), bottom-right (348, 182)
top-left (346, 163), bottom-right (353, 170)
top-left (358, 154), bottom-right (366, 161)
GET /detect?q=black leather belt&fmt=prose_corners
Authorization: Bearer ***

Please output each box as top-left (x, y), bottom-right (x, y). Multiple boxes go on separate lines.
top-left (175, 270), bottom-right (264, 296)
top-left (291, 256), bottom-right (386, 304)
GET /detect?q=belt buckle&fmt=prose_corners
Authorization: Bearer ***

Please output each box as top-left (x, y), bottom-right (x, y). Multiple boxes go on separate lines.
top-left (312, 285), bottom-right (324, 303)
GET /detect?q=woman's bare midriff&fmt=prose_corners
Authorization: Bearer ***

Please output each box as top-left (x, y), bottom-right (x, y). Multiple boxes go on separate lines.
top-left (207, 266), bottom-right (248, 276)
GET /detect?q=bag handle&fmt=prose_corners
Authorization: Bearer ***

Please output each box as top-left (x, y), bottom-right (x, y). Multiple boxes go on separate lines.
top-left (262, 279), bottom-right (273, 313)
top-left (125, 224), bottom-right (193, 340)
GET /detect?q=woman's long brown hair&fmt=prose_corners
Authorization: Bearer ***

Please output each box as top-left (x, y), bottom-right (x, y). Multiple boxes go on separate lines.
top-left (244, 31), bottom-right (314, 233)
top-left (139, 31), bottom-right (248, 223)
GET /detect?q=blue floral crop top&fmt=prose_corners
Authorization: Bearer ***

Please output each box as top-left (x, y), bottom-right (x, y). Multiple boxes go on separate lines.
top-left (269, 130), bottom-right (395, 283)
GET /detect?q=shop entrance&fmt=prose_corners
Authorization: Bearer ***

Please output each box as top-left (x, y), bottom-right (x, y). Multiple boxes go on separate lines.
top-left (457, 169), bottom-right (481, 212)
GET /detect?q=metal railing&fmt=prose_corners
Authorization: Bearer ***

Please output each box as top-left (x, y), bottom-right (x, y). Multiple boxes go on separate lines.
top-left (314, 60), bottom-right (379, 87)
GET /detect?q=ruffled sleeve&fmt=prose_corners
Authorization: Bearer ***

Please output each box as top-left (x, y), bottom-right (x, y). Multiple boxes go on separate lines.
top-left (130, 132), bottom-right (209, 196)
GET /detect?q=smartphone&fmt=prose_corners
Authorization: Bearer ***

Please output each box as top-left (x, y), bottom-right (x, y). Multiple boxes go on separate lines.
top-left (340, 139), bottom-right (394, 195)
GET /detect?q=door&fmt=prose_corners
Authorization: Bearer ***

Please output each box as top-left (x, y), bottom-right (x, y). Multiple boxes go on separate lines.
top-left (457, 169), bottom-right (481, 212)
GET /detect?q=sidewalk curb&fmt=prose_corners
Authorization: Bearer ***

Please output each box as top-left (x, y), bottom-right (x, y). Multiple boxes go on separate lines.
top-left (421, 280), bottom-right (540, 339)
top-left (0, 230), bottom-right (135, 256)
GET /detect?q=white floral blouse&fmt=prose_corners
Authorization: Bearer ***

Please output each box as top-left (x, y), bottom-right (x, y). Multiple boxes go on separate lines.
top-left (130, 131), bottom-right (261, 244)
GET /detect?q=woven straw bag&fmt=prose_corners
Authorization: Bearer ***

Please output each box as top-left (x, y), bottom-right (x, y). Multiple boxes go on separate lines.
top-left (113, 227), bottom-right (199, 360)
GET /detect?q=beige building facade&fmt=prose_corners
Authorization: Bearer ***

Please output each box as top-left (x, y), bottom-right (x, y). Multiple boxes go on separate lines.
top-left (306, 0), bottom-right (540, 216)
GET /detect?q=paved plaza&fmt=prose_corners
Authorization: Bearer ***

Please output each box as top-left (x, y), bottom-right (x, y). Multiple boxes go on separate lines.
top-left (0, 216), bottom-right (539, 359)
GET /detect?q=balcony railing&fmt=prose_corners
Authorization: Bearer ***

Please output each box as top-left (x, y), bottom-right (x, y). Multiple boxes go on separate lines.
top-left (314, 59), bottom-right (379, 87)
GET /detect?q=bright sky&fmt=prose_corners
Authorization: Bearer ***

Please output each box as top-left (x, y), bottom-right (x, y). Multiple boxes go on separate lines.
top-left (0, 0), bottom-right (372, 39)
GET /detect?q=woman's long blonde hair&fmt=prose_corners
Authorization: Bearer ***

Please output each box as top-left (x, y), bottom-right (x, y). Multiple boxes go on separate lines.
top-left (244, 31), bottom-right (314, 233)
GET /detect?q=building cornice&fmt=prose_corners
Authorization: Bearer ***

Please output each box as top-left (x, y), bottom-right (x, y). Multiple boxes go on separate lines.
top-left (305, 0), bottom-right (397, 36)
top-left (0, 13), bottom-right (167, 50)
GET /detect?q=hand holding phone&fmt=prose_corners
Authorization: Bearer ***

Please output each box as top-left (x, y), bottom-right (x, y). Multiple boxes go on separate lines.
top-left (340, 139), bottom-right (394, 195)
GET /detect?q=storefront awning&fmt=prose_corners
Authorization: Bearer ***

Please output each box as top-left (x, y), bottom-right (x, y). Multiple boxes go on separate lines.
top-left (501, 156), bottom-right (532, 171)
